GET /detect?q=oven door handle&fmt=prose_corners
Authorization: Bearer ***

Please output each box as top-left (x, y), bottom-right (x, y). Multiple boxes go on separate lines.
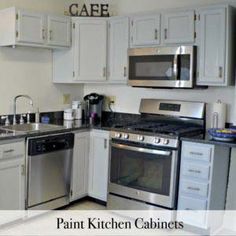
top-left (112, 143), bottom-right (172, 156)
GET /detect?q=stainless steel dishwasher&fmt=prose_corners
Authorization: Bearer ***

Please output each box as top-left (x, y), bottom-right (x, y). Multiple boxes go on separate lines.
top-left (26, 133), bottom-right (74, 210)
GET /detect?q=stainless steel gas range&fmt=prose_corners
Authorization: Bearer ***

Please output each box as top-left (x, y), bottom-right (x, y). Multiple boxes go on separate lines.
top-left (107, 99), bottom-right (205, 210)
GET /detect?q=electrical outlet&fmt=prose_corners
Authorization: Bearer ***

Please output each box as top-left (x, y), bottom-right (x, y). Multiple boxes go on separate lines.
top-left (63, 94), bottom-right (71, 104)
top-left (108, 96), bottom-right (116, 105)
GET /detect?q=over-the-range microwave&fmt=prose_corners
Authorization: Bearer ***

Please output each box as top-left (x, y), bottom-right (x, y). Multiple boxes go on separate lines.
top-left (128, 46), bottom-right (196, 88)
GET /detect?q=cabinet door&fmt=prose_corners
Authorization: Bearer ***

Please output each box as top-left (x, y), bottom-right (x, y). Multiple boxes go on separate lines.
top-left (162, 10), bottom-right (195, 44)
top-left (47, 15), bottom-right (71, 47)
top-left (0, 159), bottom-right (25, 210)
top-left (108, 16), bottom-right (129, 82)
top-left (70, 132), bottom-right (89, 202)
top-left (130, 14), bottom-right (160, 47)
top-left (74, 19), bottom-right (107, 82)
top-left (17, 10), bottom-right (45, 44)
top-left (197, 8), bottom-right (226, 86)
top-left (88, 130), bottom-right (109, 202)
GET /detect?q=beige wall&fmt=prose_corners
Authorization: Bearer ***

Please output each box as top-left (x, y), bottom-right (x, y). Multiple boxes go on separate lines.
top-left (0, 0), bottom-right (84, 115)
top-left (84, 0), bottom-right (236, 127)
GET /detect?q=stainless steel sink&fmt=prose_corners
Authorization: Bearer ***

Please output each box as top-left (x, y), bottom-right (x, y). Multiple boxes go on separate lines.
top-left (1, 123), bottom-right (63, 133)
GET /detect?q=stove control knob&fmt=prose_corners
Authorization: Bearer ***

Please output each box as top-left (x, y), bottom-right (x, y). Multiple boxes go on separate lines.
top-left (115, 133), bottom-right (122, 138)
top-left (154, 138), bottom-right (161, 144)
top-left (138, 135), bottom-right (145, 141)
top-left (163, 139), bottom-right (170, 145)
top-left (123, 133), bottom-right (129, 139)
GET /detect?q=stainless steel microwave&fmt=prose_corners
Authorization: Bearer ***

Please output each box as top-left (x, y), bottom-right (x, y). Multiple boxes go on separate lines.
top-left (128, 46), bottom-right (196, 88)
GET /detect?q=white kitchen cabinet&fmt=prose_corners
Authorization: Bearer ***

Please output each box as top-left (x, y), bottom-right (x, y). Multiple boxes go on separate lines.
top-left (70, 132), bottom-right (89, 202)
top-left (0, 140), bottom-right (25, 210)
top-left (88, 130), bottom-right (109, 202)
top-left (177, 141), bottom-right (230, 229)
top-left (108, 16), bottom-right (129, 83)
top-left (47, 15), bottom-right (71, 47)
top-left (0, 7), bottom-right (71, 49)
top-left (74, 18), bottom-right (107, 82)
top-left (196, 6), bottom-right (234, 86)
top-left (162, 10), bottom-right (195, 44)
top-left (130, 14), bottom-right (161, 47)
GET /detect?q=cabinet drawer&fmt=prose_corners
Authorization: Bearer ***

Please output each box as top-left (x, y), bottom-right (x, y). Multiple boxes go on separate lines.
top-left (178, 195), bottom-right (207, 210)
top-left (182, 144), bottom-right (212, 162)
top-left (182, 163), bottom-right (210, 180)
top-left (181, 180), bottom-right (208, 198)
top-left (0, 142), bottom-right (25, 159)
top-left (178, 196), bottom-right (207, 228)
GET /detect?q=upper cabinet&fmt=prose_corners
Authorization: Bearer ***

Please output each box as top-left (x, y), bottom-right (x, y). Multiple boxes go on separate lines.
top-left (47, 15), bottom-right (71, 47)
top-left (130, 14), bottom-right (160, 47)
top-left (108, 16), bottom-right (129, 83)
top-left (0, 7), bottom-right (71, 49)
top-left (73, 18), bottom-right (107, 82)
top-left (196, 6), bottom-right (234, 86)
top-left (162, 10), bottom-right (195, 44)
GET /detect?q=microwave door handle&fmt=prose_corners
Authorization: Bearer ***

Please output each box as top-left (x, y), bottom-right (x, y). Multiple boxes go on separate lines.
top-left (173, 54), bottom-right (179, 80)
top-left (112, 143), bottom-right (172, 157)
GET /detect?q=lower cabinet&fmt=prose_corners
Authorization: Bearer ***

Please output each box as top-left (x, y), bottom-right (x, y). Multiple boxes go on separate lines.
top-left (0, 140), bottom-right (25, 210)
top-left (70, 131), bottom-right (90, 202)
top-left (177, 141), bottom-right (230, 229)
top-left (88, 130), bottom-right (110, 202)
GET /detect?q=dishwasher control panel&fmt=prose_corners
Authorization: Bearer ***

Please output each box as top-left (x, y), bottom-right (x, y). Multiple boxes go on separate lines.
top-left (28, 133), bottom-right (74, 156)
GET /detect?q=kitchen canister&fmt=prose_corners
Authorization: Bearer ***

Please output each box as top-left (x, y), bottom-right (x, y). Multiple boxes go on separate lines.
top-left (211, 100), bottom-right (226, 129)
top-left (64, 109), bottom-right (74, 121)
top-left (72, 100), bottom-right (82, 120)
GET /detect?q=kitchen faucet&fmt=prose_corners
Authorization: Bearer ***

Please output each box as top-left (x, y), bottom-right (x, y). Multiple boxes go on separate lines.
top-left (13, 95), bottom-right (33, 125)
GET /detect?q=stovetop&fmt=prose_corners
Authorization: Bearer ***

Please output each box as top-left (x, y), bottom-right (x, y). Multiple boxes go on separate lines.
top-left (112, 121), bottom-right (204, 138)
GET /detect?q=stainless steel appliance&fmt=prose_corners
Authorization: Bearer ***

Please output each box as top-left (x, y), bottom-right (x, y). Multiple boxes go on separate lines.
top-left (26, 133), bottom-right (74, 210)
top-left (128, 46), bottom-right (196, 88)
top-left (84, 93), bottom-right (104, 125)
top-left (108, 99), bottom-right (205, 210)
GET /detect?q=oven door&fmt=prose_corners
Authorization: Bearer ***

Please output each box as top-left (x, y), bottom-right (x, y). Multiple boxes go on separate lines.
top-left (128, 46), bottom-right (195, 88)
top-left (109, 142), bottom-right (178, 209)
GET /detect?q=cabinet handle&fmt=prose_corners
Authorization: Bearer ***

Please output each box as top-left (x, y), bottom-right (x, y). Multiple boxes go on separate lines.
top-left (103, 67), bottom-right (106, 77)
top-left (124, 67), bottom-right (127, 77)
top-left (49, 30), bottom-right (53, 41)
top-left (3, 149), bottom-right (14, 153)
top-left (164, 28), bottom-right (168, 39)
top-left (188, 169), bottom-right (201, 174)
top-left (219, 66), bottom-right (223, 78)
top-left (104, 139), bottom-right (107, 149)
top-left (187, 186), bottom-right (200, 191)
top-left (190, 151), bottom-right (203, 156)
top-left (42, 29), bottom-right (45, 40)
top-left (154, 29), bottom-right (158, 40)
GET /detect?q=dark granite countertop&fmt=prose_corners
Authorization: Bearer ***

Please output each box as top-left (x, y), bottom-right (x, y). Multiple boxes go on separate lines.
top-left (181, 133), bottom-right (236, 148)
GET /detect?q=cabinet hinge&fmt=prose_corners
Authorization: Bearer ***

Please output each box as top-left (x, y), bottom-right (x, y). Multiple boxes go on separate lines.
top-left (21, 165), bottom-right (25, 176)
top-left (73, 71), bottom-right (75, 77)
top-left (70, 190), bottom-right (73, 197)
top-left (16, 13), bottom-right (18, 20)
top-left (198, 14), bottom-right (200, 21)
top-left (194, 14), bottom-right (197, 21)
top-left (194, 32), bottom-right (197, 38)
top-left (16, 31), bottom-right (19, 38)
top-left (73, 23), bottom-right (75, 29)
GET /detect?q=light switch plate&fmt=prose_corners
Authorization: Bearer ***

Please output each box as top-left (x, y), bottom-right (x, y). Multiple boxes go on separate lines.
top-left (63, 94), bottom-right (71, 104)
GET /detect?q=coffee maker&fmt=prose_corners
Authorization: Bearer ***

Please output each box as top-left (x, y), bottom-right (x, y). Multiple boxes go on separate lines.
top-left (84, 93), bottom-right (104, 125)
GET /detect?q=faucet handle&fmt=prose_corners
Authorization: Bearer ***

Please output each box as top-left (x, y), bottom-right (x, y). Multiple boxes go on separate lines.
top-left (20, 114), bottom-right (26, 124)
top-left (1, 116), bottom-right (10, 126)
